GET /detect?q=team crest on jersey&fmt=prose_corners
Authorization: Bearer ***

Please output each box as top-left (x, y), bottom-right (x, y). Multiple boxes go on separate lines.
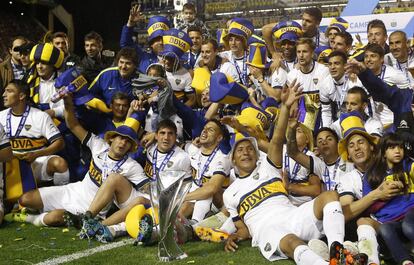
top-left (339, 163), bottom-right (346, 172)
top-left (24, 124), bottom-right (31, 131)
top-left (167, 161), bottom-right (173, 168)
top-left (312, 78), bottom-right (319, 85)
top-left (264, 243), bottom-right (272, 252)
top-left (175, 79), bottom-right (181, 85)
top-left (253, 174), bottom-right (259, 180)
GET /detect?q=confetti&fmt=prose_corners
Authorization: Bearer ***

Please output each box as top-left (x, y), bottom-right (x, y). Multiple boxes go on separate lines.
top-left (14, 237), bottom-right (24, 241)
top-left (228, 261), bottom-right (234, 264)
top-left (186, 261), bottom-right (195, 264)
top-left (62, 228), bottom-right (69, 233)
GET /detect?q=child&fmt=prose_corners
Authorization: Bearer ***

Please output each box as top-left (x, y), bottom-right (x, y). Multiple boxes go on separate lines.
top-left (175, 2), bottom-right (210, 39)
top-left (364, 133), bottom-right (414, 265)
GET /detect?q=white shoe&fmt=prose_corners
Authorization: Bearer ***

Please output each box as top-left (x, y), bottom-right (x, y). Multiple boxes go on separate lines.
top-left (344, 240), bottom-right (359, 255)
top-left (308, 239), bottom-right (329, 261)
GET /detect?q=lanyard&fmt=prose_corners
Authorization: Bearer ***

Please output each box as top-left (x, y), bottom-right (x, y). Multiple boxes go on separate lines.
top-left (102, 151), bottom-right (128, 182)
top-left (152, 147), bottom-right (175, 180)
top-left (378, 65), bottom-right (386, 81)
top-left (234, 51), bottom-right (248, 86)
top-left (196, 147), bottom-right (219, 186)
top-left (323, 158), bottom-right (340, 190)
top-left (336, 76), bottom-right (349, 106)
top-left (396, 60), bottom-right (413, 87)
top-left (315, 31), bottom-right (320, 47)
top-left (284, 148), bottom-right (308, 181)
top-left (6, 105), bottom-right (30, 138)
top-left (187, 52), bottom-right (200, 67)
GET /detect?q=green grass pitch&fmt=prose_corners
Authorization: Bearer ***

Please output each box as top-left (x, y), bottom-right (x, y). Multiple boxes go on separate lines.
top-left (0, 222), bottom-right (295, 264)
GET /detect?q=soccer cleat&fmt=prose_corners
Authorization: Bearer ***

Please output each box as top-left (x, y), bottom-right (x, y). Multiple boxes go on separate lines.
top-left (194, 227), bottom-right (229, 243)
top-left (3, 211), bottom-right (28, 223)
top-left (95, 225), bottom-right (114, 244)
top-left (308, 238), bottom-right (329, 261)
top-left (63, 211), bottom-right (82, 229)
top-left (135, 214), bottom-right (153, 246)
top-left (329, 241), bottom-right (368, 265)
top-left (79, 212), bottom-right (103, 240)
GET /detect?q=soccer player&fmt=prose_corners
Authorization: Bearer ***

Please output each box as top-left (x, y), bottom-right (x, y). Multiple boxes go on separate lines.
top-left (0, 122), bottom-right (12, 224)
top-left (364, 43), bottom-right (410, 128)
top-left (180, 120), bottom-right (231, 223)
top-left (77, 119), bottom-right (190, 243)
top-left (262, 7), bottom-right (328, 59)
top-left (181, 26), bottom-right (203, 70)
top-left (224, 80), bottom-right (355, 264)
top-left (330, 87), bottom-right (383, 140)
top-left (385, 30), bottom-right (414, 88)
top-left (287, 38), bottom-right (330, 129)
top-left (320, 51), bottom-right (364, 126)
top-left (88, 47), bottom-right (139, 107)
top-left (0, 80), bottom-right (68, 186)
top-left (8, 93), bottom-right (147, 227)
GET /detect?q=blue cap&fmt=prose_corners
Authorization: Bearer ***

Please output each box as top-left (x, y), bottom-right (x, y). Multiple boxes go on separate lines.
top-left (147, 16), bottom-right (171, 43)
top-left (159, 29), bottom-right (192, 60)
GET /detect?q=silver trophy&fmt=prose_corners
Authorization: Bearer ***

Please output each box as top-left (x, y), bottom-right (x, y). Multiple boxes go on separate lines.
top-left (149, 170), bottom-right (192, 262)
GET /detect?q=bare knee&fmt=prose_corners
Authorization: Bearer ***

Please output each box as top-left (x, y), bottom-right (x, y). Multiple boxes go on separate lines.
top-left (357, 217), bottom-right (379, 231)
top-left (279, 234), bottom-right (306, 259)
top-left (43, 210), bottom-right (65, 226)
top-left (319, 190), bottom-right (339, 203)
top-left (19, 190), bottom-right (43, 210)
top-left (47, 157), bottom-right (68, 173)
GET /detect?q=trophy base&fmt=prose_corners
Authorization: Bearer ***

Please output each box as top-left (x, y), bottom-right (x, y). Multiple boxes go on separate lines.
top-left (159, 253), bottom-right (188, 262)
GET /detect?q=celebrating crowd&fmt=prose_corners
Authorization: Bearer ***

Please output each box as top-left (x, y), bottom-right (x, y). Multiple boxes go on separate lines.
top-left (1, 2), bottom-right (414, 265)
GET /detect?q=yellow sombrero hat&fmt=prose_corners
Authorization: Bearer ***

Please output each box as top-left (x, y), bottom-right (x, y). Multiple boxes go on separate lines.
top-left (104, 112), bottom-right (144, 152)
top-left (338, 111), bottom-right (378, 161)
top-left (30, 43), bottom-right (64, 69)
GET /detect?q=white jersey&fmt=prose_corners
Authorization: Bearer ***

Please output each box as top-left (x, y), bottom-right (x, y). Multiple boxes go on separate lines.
top-left (186, 143), bottom-right (231, 189)
top-left (219, 51), bottom-right (249, 86)
top-left (281, 59), bottom-right (296, 73)
top-left (83, 132), bottom-right (148, 189)
top-left (282, 145), bottom-right (315, 206)
top-left (0, 123), bottom-right (10, 203)
top-left (310, 156), bottom-right (354, 191)
top-left (287, 61), bottom-right (330, 107)
top-left (166, 67), bottom-right (193, 100)
top-left (312, 30), bottom-right (329, 48)
top-left (331, 116), bottom-right (383, 139)
top-left (319, 75), bottom-right (364, 126)
top-left (0, 106), bottom-right (61, 156)
top-left (144, 144), bottom-right (191, 179)
top-left (384, 50), bottom-right (414, 89)
top-left (214, 61), bottom-right (240, 83)
top-left (336, 168), bottom-right (364, 200)
top-left (38, 74), bottom-right (65, 118)
top-left (374, 64), bottom-right (411, 126)
top-left (271, 68), bottom-right (288, 89)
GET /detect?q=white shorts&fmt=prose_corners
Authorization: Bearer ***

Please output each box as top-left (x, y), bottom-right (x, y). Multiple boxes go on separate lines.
top-left (32, 155), bottom-right (58, 182)
top-left (39, 177), bottom-right (99, 215)
top-left (253, 200), bottom-right (324, 261)
top-left (115, 187), bottom-right (150, 209)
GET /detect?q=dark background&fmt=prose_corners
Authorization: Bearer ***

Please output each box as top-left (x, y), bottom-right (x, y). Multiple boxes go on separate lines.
top-left (1, 0), bottom-right (134, 56)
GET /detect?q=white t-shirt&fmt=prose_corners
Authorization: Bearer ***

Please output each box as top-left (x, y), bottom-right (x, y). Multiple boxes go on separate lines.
top-left (336, 168), bottom-right (364, 200)
top-left (271, 67), bottom-right (288, 89)
top-left (38, 74), bottom-right (65, 118)
top-left (219, 50), bottom-right (249, 86)
top-left (319, 74), bottom-right (364, 126)
top-left (287, 61), bottom-right (330, 106)
top-left (186, 143), bottom-right (231, 189)
top-left (330, 116), bottom-right (383, 139)
top-left (310, 156), bottom-right (354, 191)
top-left (224, 156), bottom-right (291, 244)
top-left (384, 51), bottom-right (414, 89)
top-left (282, 145), bottom-right (315, 206)
top-left (215, 61), bottom-right (241, 83)
top-left (83, 132), bottom-right (148, 189)
top-left (144, 144), bottom-right (191, 179)
top-left (0, 107), bottom-right (61, 156)
top-left (166, 67), bottom-right (193, 99)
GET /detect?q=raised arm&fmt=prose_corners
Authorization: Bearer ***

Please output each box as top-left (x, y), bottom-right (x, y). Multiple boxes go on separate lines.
top-left (268, 79), bottom-right (302, 167)
top-left (63, 94), bottom-right (88, 142)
